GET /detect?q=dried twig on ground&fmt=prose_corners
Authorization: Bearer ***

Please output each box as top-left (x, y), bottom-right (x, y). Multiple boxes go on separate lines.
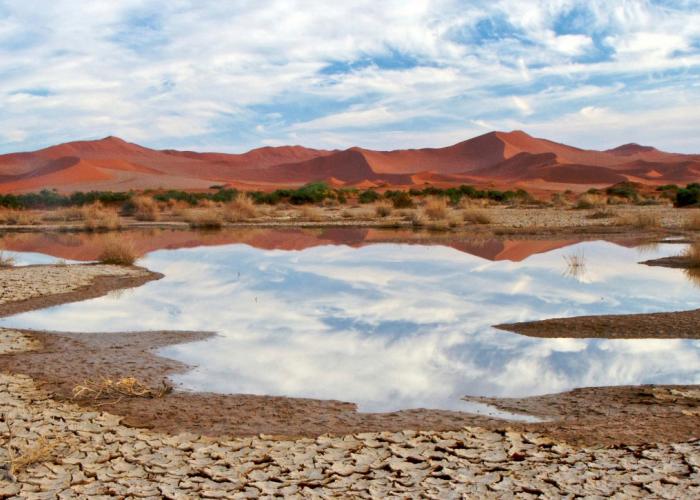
top-left (72, 377), bottom-right (172, 404)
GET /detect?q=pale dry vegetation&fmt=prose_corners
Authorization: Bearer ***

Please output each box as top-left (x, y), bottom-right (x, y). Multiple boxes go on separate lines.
top-left (616, 212), bottom-right (661, 229)
top-left (683, 213), bottom-right (700, 231)
top-left (423, 198), bottom-right (449, 221)
top-left (463, 209), bottom-right (492, 225)
top-left (72, 377), bottom-right (172, 405)
top-left (2, 418), bottom-right (64, 479)
top-left (563, 250), bottom-right (587, 280)
top-left (0, 209), bottom-right (40, 226)
top-left (575, 193), bottom-right (606, 210)
top-left (98, 237), bottom-right (137, 266)
top-left (298, 205), bottom-right (323, 222)
top-left (682, 242), bottom-right (700, 267)
top-left (131, 196), bottom-right (160, 221)
top-left (41, 207), bottom-right (84, 222)
top-left (184, 208), bottom-right (224, 229)
top-left (222, 194), bottom-right (259, 222)
top-left (0, 251), bottom-right (15, 268)
top-left (82, 203), bottom-right (122, 231)
top-left (374, 201), bottom-right (393, 218)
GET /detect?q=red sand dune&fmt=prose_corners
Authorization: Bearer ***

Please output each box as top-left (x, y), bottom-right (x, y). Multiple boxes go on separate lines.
top-left (0, 131), bottom-right (698, 194)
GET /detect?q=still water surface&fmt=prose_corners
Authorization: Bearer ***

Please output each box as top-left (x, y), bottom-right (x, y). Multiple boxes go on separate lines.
top-left (2, 232), bottom-right (699, 413)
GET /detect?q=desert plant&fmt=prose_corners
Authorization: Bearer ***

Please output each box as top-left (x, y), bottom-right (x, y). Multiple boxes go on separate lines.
top-left (41, 207), bottom-right (84, 222)
top-left (2, 419), bottom-right (63, 479)
top-left (131, 196), bottom-right (160, 221)
top-left (98, 238), bottom-right (137, 265)
top-left (184, 208), bottom-right (223, 229)
top-left (223, 194), bottom-right (259, 222)
top-left (389, 191), bottom-right (414, 209)
top-left (575, 193), bottom-right (606, 210)
top-left (563, 250), bottom-right (587, 280)
top-left (617, 212), bottom-right (660, 229)
top-left (682, 242), bottom-right (700, 267)
top-left (587, 208), bottom-right (616, 219)
top-left (72, 377), bottom-right (171, 402)
top-left (0, 209), bottom-right (40, 225)
top-left (684, 213), bottom-right (700, 231)
top-left (676, 183), bottom-right (700, 207)
top-left (0, 251), bottom-right (15, 268)
top-left (424, 198), bottom-right (448, 221)
top-left (409, 210), bottom-right (426, 227)
top-left (298, 206), bottom-right (323, 221)
top-left (82, 203), bottom-right (122, 231)
top-left (374, 201), bottom-right (393, 218)
top-left (463, 209), bottom-right (491, 224)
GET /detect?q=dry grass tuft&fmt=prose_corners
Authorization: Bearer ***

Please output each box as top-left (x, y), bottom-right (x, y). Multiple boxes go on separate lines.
top-left (463, 209), bottom-right (492, 225)
top-left (0, 251), bottom-right (15, 268)
top-left (587, 208), bottom-right (616, 219)
top-left (0, 209), bottom-right (40, 226)
top-left (132, 196), bottom-right (160, 221)
top-left (82, 203), bottom-right (122, 231)
top-left (298, 206), bottom-right (323, 222)
top-left (374, 201), bottom-right (393, 218)
top-left (682, 242), bottom-right (700, 267)
top-left (2, 419), bottom-right (64, 478)
top-left (223, 194), bottom-right (259, 222)
top-left (409, 210), bottom-right (426, 227)
top-left (41, 207), bottom-right (84, 222)
top-left (72, 377), bottom-right (172, 405)
top-left (683, 213), bottom-right (700, 231)
top-left (617, 211), bottom-right (661, 229)
top-left (575, 193), bottom-right (606, 209)
top-left (98, 238), bottom-right (137, 266)
top-left (563, 250), bottom-right (587, 280)
top-left (423, 198), bottom-right (448, 221)
top-left (184, 208), bottom-right (224, 229)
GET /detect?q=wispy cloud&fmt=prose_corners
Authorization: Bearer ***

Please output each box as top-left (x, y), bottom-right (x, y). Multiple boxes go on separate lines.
top-left (1, 1), bottom-right (699, 153)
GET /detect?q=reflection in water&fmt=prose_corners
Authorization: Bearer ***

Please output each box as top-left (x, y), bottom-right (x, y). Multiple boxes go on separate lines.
top-left (562, 249), bottom-right (587, 282)
top-left (2, 239), bottom-right (700, 413)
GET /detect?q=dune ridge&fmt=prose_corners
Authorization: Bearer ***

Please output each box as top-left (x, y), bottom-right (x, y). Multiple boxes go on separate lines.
top-left (1, 131), bottom-right (698, 193)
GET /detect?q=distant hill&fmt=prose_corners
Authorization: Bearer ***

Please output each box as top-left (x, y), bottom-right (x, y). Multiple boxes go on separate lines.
top-left (1, 131), bottom-right (698, 193)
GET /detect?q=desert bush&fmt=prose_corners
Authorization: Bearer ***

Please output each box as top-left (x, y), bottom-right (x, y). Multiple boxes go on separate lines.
top-left (0, 251), bottom-right (15, 268)
top-left (606, 182), bottom-right (639, 201)
top-left (82, 203), bottom-right (122, 231)
top-left (0, 209), bottom-right (40, 225)
top-left (424, 198), bottom-right (448, 220)
top-left (388, 191), bottom-right (414, 209)
top-left (463, 209), bottom-right (492, 225)
top-left (374, 201), bottom-right (393, 218)
top-left (298, 206), bottom-right (323, 221)
top-left (427, 220), bottom-right (450, 231)
top-left (2, 420), bottom-right (64, 478)
top-left (575, 193), bottom-right (606, 209)
top-left (98, 238), bottom-right (136, 265)
top-left (223, 194), bottom-right (259, 222)
top-left (358, 190), bottom-right (381, 204)
top-left (676, 183), bottom-right (700, 207)
top-left (409, 211), bottom-right (426, 227)
top-left (72, 376), bottom-right (171, 401)
top-left (184, 208), bottom-right (223, 229)
top-left (131, 196), bottom-right (160, 221)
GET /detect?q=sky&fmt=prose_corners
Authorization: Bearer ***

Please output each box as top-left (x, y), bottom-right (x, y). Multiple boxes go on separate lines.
top-left (1, 0), bottom-right (700, 154)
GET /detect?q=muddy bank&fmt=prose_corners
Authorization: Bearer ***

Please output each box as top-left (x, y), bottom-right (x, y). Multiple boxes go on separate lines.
top-left (0, 329), bottom-right (511, 438)
top-left (0, 327), bottom-right (698, 447)
top-left (0, 263), bottom-right (162, 319)
top-left (495, 308), bottom-right (700, 339)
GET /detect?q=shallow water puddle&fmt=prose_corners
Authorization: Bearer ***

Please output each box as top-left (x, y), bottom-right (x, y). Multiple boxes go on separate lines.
top-left (2, 235), bottom-right (699, 415)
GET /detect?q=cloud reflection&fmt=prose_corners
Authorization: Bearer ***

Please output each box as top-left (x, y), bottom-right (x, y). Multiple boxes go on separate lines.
top-left (2, 241), bottom-right (700, 412)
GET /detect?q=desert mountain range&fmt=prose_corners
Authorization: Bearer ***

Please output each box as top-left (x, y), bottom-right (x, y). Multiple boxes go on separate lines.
top-left (1, 130), bottom-right (698, 193)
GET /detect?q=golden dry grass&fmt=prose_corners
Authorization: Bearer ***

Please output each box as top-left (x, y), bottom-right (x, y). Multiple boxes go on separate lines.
top-left (2, 419), bottom-right (64, 478)
top-left (683, 213), bottom-right (700, 231)
top-left (72, 377), bottom-right (172, 404)
top-left (423, 198), bottom-right (448, 221)
top-left (575, 193), bottom-right (606, 209)
top-left (0, 209), bottom-right (40, 225)
top-left (374, 201), bottom-right (393, 218)
top-left (132, 196), bottom-right (160, 221)
top-left (682, 242), bottom-right (700, 267)
top-left (463, 209), bottom-right (492, 225)
top-left (41, 207), bottom-right (84, 222)
top-left (409, 210), bottom-right (426, 227)
top-left (98, 237), bottom-right (137, 266)
top-left (82, 203), bottom-right (122, 231)
top-left (617, 211), bottom-right (661, 229)
top-left (298, 205), bottom-right (323, 221)
top-left (0, 251), bottom-right (15, 268)
top-left (222, 194), bottom-right (259, 222)
top-left (184, 208), bottom-right (224, 229)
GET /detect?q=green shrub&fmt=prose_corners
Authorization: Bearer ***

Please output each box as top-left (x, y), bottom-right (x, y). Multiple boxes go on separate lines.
top-left (676, 184), bottom-right (700, 207)
top-left (358, 190), bottom-right (380, 204)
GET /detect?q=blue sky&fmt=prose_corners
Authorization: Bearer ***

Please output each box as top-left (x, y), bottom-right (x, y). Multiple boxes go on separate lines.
top-left (1, 0), bottom-right (700, 154)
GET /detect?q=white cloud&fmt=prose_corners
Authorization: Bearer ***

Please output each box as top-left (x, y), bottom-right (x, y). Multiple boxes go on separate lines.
top-left (0, 0), bottom-right (699, 153)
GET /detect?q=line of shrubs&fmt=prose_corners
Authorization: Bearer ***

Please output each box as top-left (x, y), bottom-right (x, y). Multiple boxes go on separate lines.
top-left (655, 183), bottom-right (700, 207)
